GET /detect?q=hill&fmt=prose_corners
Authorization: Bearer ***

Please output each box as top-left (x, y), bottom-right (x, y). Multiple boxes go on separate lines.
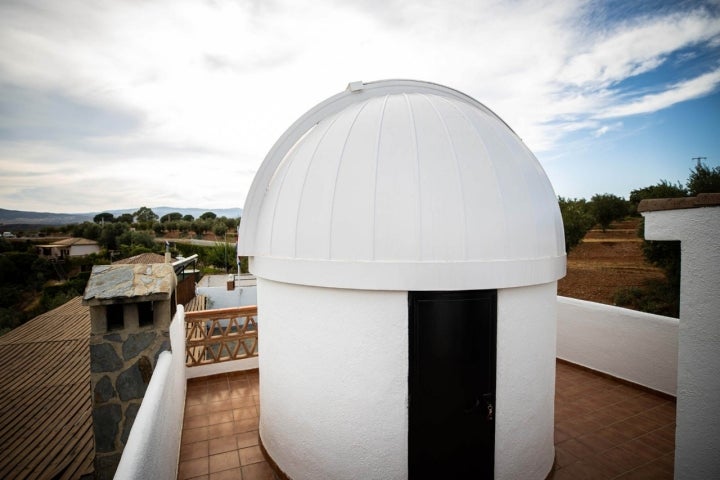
top-left (558, 217), bottom-right (666, 308)
top-left (0, 207), bottom-right (242, 226)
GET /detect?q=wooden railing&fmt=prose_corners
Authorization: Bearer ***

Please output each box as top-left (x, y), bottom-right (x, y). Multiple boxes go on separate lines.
top-left (184, 306), bottom-right (258, 367)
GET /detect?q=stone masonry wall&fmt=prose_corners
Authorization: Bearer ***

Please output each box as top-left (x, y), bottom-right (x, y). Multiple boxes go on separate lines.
top-left (83, 263), bottom-right (177, 479)
top-left (90, 320), bottom-right (171, 479)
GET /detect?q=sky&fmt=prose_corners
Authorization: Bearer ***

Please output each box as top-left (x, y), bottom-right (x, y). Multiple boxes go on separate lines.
top-left (0, 0), bottom-right (719, 214)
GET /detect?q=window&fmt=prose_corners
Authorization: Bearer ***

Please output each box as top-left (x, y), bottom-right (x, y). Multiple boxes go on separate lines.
top-left (138, 302), bottom-right (154, 327)
top-left (107, 304), bottom-right (124, 331)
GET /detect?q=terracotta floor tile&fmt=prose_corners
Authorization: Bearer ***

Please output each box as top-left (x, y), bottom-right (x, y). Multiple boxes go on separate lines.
top-left (241, 461), bottom-right (274, 480)
top-left (554, 444), bottom-right (580, 468)
top-left (615, 461), bottom-right (673, 479)
top-left (186, 403), bottom-right (209, 418)
top-left (185, 414), bottom-right (210, 429)
top-left (554, 427), bottom-right (571, 444)
top-left (208, 389), bottom-right (231, 402)
top-left (186, 392), bottom-right (208, 406)
top-left (558, 438), bottom-right (597, 460)
top-left (208, 398), bottom-right (234, 413)
top-left (239, 445), bottom-right (264, 466)
top-left (236, 430), bottom-right (260, 449)
top-left (208, 421), bottom-right (236, 439)
top-left (209, 435), bottom-right (239, 455)
top-left (576, 432), bottom-right (616, 454)
top-left (552, 459), bottom-right (613, 480)
top-left (634, 429), bottom-right (675, 455)
top-left (180, 440), bottom-right (209, 460)
top-left (182, 426), bottom-right (210, 444)
top-left (178, 457), bottom-right (208, 479)
top-left (656, 452), bottom-right (675, 473)
top-left (232, 396), bottom-right (255, 408)
top-left (209, 467), bottom-right (243, 480)
top-left (233, 406), bottom-right (257, 421)
top-left (596, 445), bottom-right (650, 475)
top-left (234, 417), bottom-right (260, 434)
top-left (230, 385), bottom-right (253, 398)
top-left (209, 410), bottom-right (235, 425)
top-left (209, 450), bottom-right (240, 473)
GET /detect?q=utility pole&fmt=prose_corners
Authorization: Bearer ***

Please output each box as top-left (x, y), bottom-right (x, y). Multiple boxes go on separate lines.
top-left (692, 156), bottom-right (707, 163)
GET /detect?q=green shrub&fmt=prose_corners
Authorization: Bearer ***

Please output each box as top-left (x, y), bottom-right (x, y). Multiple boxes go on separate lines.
top-left (613, 278), bottom-right (679, 317)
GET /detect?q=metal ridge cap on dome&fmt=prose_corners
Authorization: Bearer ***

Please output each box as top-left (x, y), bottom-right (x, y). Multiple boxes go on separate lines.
top-left (238, 79), bottom-right (517, 255)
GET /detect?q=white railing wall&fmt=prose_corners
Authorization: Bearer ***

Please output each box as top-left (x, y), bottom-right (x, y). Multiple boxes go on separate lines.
top-left (557, 296), bottom-right (678, 395)
top-left (115, 306), bottom-right (188, 480)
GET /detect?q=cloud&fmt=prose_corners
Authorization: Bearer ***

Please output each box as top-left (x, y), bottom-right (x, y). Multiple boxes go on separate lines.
top-left (592, 122), bottom-right (623, 137)
top-left (0, 0), bottom-right (719, 211)
top-left (596, 68), bottom-right (720, 118)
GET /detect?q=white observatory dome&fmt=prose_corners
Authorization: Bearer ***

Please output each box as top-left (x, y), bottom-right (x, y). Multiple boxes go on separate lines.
top-left (238, 80), bottom-right (565, 290)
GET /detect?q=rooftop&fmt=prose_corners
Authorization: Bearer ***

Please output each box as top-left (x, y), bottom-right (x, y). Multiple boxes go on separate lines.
top-left (0, 297), bottom-right (93, 480)
top-left (176, 361), bottom-right (676, 480)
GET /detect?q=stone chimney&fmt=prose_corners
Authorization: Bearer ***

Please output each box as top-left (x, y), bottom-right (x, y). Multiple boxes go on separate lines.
top-left (83, 264), bottom-right (177, 479)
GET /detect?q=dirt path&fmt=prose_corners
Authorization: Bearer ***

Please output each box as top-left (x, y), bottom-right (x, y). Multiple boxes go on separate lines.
top-left (557, 218), bottom-right (666, 306)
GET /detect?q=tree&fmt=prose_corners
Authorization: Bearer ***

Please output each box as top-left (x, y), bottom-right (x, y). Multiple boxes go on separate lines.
top-left (117, 213), bottom-right (134, 224)
top-left (632, 180), bottom-right (688, 290)
top-left (133, 206), bottom-right (158, 224)
top-left (93, 212), bottom-right (115, 224)
top-left (182, 214), bottom-right (194, 222)
top-left (200, 211), bottom-right (217, 220)
top-left (213, 222), bottom-right (228, 237)
top-left (687, 159), bottom-right (720, 195)
top-left (589, 194), bottom-right (628, 232)
top-left (629, 180), bottom-right (687, 214)
top-left (558, 197), bottom-right (594, 252)
top-left (160, 212), bottom-right (183, 223)
top-left (99, 222), bottom-right (129, 251)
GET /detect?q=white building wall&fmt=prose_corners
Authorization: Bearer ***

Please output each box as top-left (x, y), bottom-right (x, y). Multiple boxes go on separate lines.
top-left (69, 244), bottom-right (100, 256)
top-left (115, 305), bottom-right (187, 480)
top-left (557, 296), bottom-right (678, 395)
top-left (643, 206), bottom-right (720, 480)
top-left (495, 283), bottom-right (557, 480)
top-left (258, 278), bottom-right (409, 480)
top-left (258, 278), bottom-right (557, 480)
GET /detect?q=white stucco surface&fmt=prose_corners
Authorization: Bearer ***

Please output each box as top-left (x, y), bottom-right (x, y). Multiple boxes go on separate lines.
top-left (115, 306), bottom-right (187, 480)
top-left (196, 284), bottom-right (257, 309)
top-left (495, 283), bottom-right (557, 480)
top-left (557, 296), bottom-right (678, 395)
top-left (258, 278), bottom-right (408, 480)
top-left (643, 206), bottom-right (720, 479)
top-left (239, 80), bottom-right (565, 291)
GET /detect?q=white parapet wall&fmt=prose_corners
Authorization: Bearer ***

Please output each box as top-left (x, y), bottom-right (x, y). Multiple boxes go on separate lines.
top-left (557, 296), bottom-right (678, 395)
top-left (115, 306), bottom-right (188, 480)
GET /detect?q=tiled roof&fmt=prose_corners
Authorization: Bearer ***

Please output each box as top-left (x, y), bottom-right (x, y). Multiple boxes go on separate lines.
top-left (113, 253), bottom-right (170, 265)
top-left (48, 237), bottom-right (99, 247)
top-left (0, 297), bottom-right (93, 480)
top-left (638, 192), bottom-right (720, 212)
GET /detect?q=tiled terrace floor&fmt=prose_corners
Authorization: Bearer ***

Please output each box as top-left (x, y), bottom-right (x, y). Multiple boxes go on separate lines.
top-left (551, 360), bottom-right (675, 479)
top-left (178, 361), bottom-right (676, 480)
top-left (178, 370), bottom-right (272, 480)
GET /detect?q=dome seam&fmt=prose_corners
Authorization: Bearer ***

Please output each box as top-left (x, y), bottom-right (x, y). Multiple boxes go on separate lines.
top-left (371, 95), bottom-right (390, 261)
top-left (329, 99), bottom-right (372, 259)
top-left (292, 115), bottom-right (341, 258)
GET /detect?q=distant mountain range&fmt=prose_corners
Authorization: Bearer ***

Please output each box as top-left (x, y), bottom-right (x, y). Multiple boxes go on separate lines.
top-left (0, 207), bottom-right (242, 226)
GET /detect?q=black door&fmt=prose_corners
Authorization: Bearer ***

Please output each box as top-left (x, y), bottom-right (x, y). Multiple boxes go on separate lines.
top-left (409, 290), bottom-right (496, 479)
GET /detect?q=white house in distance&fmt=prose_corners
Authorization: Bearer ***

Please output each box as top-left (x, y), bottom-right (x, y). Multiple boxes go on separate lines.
top-left (37, 237), bottom-right (100, 259)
